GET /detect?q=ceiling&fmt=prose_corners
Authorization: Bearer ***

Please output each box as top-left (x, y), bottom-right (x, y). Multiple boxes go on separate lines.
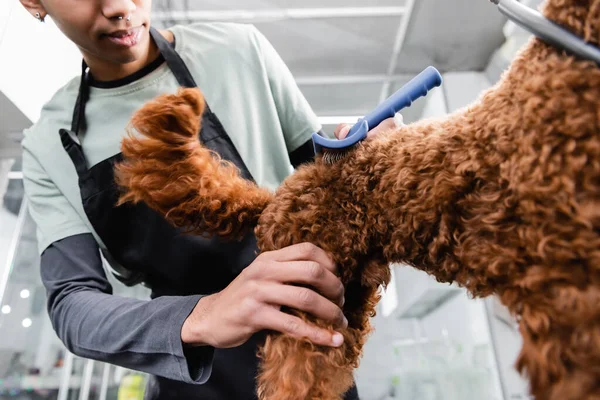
top-left (0, 0), bottom-right (507, 160)
top-left (151, 0), bottom-right (508, 126)
top-left (0, 91), bottom-right (30, 160)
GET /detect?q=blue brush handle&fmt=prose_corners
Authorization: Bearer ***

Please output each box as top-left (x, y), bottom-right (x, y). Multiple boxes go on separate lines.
top-left (356, 66), bottom-right (443, 137)
top-left (312, 66), bottom-right (443, 153)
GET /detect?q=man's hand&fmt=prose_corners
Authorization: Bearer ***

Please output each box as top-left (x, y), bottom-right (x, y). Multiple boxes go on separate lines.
top-left (182, 243), bottom-right (347, 349)
top-left (334, 113), bottom-right (405, 140)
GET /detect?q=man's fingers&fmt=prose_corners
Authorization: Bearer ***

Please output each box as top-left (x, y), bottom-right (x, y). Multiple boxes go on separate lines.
top-left (365, 114), bottom-right (406, 139)
top-left (366, 117), bottom-right (399, 138)
top-left (259, 308), bottom-right (345, 347)
top-left (258, 261), bottom-right (344, 306)
top-left (334, 124), bottom-right (351, 139)
top-left (261, 243), bottom-right (336, 274)
top-left (394, 112), bottom-right (405, 127)
top-left (259, 282), bottom-right (347, 328)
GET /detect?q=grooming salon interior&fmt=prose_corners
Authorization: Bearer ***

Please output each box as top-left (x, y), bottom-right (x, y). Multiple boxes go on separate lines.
top-left (0, 0), bottom-right (592, 399)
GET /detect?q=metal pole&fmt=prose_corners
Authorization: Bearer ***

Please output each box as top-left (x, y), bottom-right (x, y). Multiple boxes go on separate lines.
top-left (79, 359), bottom-right (95, 400)
top-left (379, 0), bottom-right (417, 103)
top-left (98, 364), bottom-right (111, 400)
top-left (484, 298), bottom-right (508, 400)
top-left (296, 74), bottom-right (410, 86)
top-left (57, 352), bottom-right (75, 400)
top-left (0, 197), bottom-right (28, 306)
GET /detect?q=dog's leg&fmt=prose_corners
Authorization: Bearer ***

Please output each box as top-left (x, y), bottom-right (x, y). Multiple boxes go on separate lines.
top-left (256, 286), bottom-right (382, 400)
top-left (115, 88), bottom-right (273, 240)
top-left (360, 111), bottom-right (600, 400)
top-left (256, 323), bottom-right (356, 400)
top-left (255, 256), bottom-right (389, 400)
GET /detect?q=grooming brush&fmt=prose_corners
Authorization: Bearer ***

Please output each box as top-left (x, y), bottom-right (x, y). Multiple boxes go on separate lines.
top-left (312, 66), bottom-right (443, 164)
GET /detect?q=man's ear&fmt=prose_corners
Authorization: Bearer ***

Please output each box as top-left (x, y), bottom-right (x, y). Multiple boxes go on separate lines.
top-left (19, 0), bottom-right (47, 20)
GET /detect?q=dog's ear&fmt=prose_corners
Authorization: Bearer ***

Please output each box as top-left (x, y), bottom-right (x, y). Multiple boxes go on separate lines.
top-left (541, 0), bottom-right (596, 40)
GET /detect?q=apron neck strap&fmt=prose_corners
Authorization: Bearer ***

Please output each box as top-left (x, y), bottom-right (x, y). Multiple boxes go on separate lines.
top-left (149, 27), bottom-right (197, 88)
top-left (71, 60), bottom-right (90, 134)
top-left (70, 28), bottom-right (198, 136)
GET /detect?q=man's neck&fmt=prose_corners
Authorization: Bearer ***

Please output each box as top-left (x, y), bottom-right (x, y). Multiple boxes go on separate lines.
top-left (83, 29), bottom-right (173, 82)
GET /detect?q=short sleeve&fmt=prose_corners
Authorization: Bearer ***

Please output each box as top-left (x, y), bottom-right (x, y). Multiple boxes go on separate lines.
top-left (251, 26), bottom-right (321, 153)
top-left (22, 142), bottom-right (91, 254)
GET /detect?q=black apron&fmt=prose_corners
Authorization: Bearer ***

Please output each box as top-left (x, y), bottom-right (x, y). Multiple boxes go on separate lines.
top-left (59, 27), bottom-right (359, 400)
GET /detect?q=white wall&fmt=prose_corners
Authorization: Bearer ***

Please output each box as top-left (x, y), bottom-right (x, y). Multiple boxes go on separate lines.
top-left (485, 297), bottom-right (532, 400)
top-left (0, 160), bottom-right (18, 315)
top-left (356, 268), bottom-right (504, 400)
top-left (420, 85), bottom-right (448, 119)
top-left (0, 1), bottom-right (80, 123)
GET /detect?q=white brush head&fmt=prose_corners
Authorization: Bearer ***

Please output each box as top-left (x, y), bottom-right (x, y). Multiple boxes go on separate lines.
top-left (321, 148), bottom-right (353, 165)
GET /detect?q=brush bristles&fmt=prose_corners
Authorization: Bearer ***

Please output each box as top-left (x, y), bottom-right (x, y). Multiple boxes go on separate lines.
top-left (321, 149), bottom-right (352, 165)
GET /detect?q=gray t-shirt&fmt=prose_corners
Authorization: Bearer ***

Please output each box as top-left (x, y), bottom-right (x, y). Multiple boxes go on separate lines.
top-left (22, 21), bottom-right (320, 254)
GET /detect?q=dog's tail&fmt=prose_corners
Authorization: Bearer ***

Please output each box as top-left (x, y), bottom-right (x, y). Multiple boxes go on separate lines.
top-left (115, 88), bottom-right (273, 240)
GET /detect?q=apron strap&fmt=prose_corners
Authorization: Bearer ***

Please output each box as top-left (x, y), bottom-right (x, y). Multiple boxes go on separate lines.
top-left (70, 29), bottom-right (201, 136)
top-left (61, 60), bottom-right (90, 176)
top-left (60, 27), bottom-right (215, 179)
top-left (149, 27), bottom-right (220, 128)
top-left (71, 60), bottom-right (90, 134)
top-left (59, 128), bottom-right (89, 176)
top-left (150, 27), bottom-right (197, 88)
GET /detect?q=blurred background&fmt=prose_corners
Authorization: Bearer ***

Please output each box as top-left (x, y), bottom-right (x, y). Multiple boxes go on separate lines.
top-left (0, 0), bottom-right (543, 399)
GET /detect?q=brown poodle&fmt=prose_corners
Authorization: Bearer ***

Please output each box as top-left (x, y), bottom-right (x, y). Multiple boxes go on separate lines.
top-left (114, 0), bottom-right (600, 399)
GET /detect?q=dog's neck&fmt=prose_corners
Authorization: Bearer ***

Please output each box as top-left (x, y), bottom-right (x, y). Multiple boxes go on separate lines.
top-left (333, 32), bottom-right (600, 289)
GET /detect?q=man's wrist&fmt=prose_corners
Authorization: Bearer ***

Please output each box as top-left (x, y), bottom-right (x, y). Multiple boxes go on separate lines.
top-left (181, 295), bottom-right (215, 347)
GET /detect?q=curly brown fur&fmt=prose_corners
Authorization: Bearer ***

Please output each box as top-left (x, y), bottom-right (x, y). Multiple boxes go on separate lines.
top-left (115, 88), bottom-right (273, 239)
top-left (115, 1), bottom-right (600, 399)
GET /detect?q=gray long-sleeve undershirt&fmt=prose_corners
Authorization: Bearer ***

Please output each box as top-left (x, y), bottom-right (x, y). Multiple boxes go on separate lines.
top-left (40, 233), bottom-right (215, 384)
top-left (37, 140), bottom-right (317, 387)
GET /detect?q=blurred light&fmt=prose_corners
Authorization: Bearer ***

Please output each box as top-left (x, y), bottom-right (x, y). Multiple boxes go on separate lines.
top-left (22, 318), bottom-right (32, 328)
top-left (20, 289), bottom-right (30, 299)
top-left (1, 305), bottom-right (10, 314)
top-left (380, 269), bottom-right (399, 318)
top-left (152, 7), bottom-right (408, 23)
top-left (8, 171), bottom-right (23, 179)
